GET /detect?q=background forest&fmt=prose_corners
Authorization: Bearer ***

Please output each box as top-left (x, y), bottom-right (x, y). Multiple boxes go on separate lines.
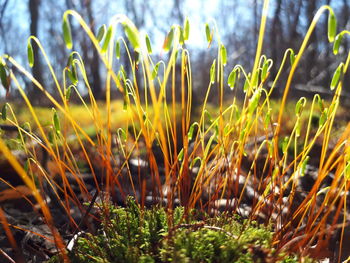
top-left (1, 0), bottom-right (350, 104)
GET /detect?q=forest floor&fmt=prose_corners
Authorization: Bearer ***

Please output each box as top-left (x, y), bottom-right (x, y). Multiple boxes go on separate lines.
top-left (0, 100), bottom-right (349, 262)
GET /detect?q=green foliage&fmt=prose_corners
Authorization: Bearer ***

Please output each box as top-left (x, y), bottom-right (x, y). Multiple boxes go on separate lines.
top-left (330, 62), bottom-right (343, 90)
top-left (62, 15), bottom-right (73, 49)
top-left (145, 34), bottom-right (152, 54)
top-left (327, 10), bottom-right (337, 42)
top-left (333, 32), bottom-right (343, 55)
top-left (205, 23), bottom-right (212, 46)
top-left (1, 103), bottom-right (8, 121)
top-left (101, 26), bottom-right (113, 53)
top-left (163, 27), bottom-right (175, 52)
top-left (115, 40), bottom-right (121, 59)
top-left (96, 24), bottom-right (107, 42)
top-left (210, 59), bottom-right (216, 83)
top-left (184, 17), bottom-right (190, 41)
top-left (121, 17), bottom-right (141, 52)
top-left (27, 40), bottom-right (34, 67)
top-left (227, 69), bottom-right (237, 90)
top-left (54, 198), bottom-right (303, 263)
top-left (0, 58), bottom-right (9, 91)
top-left (52, 108), bottom-right (61, 136)
top-left (220, 44), bottom-right (227, 66)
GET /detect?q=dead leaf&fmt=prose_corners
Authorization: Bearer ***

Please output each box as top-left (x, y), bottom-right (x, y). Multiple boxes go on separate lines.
top-left (0, 185), bottom-right (33, 202)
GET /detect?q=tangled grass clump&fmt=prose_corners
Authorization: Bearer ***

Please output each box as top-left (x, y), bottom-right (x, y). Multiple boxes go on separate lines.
top-left (49, 197), bottom-right (305, 263)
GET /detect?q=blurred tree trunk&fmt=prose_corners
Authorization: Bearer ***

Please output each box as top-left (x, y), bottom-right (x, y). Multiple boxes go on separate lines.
top-left (84, 0), bottom-right (102, 99)
top-left (29, 0), bottom-right (43, 103)
top-left (321, 0), bottom-right (332, 86)
top-left (270, 0), bottom-right (282, 83)
top-left (172, 0), bottom-right (184, 23)
top-left (289, 0), bottom-right (302, 40)
top-left (253, 0), bottom-right (258, 46)
top-left (342, 0), bottom-right (349, 51)
top-left (305, 0), bottom-right (317, 81)
top-left (0, 0), bottom-right (10, 53)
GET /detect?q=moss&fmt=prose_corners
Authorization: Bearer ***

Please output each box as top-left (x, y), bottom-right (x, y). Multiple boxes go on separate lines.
top-left (49, 198), bottom-right (310, 263)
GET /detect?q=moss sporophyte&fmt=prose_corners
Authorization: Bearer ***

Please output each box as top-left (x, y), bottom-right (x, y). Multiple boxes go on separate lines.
top-left (0, 0), bottom-right (349, 262)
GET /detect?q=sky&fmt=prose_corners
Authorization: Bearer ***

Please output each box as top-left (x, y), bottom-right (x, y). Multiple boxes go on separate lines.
top-left (92, 0), bottom-right (224, 51)
top-left (1, 0), bottom-right (259, 57)
top-left (0, 0), bottom-right (258, 97)
top-left (1, 0), bottom-right (223, 54)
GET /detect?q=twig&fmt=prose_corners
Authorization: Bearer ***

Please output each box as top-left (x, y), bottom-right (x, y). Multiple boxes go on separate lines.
top-left (279, 221), bottom-right (350, 252)
top-left (0, 248), bottom-right (16, 263)
top-left (66, 189), bottom-right (100, 251)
